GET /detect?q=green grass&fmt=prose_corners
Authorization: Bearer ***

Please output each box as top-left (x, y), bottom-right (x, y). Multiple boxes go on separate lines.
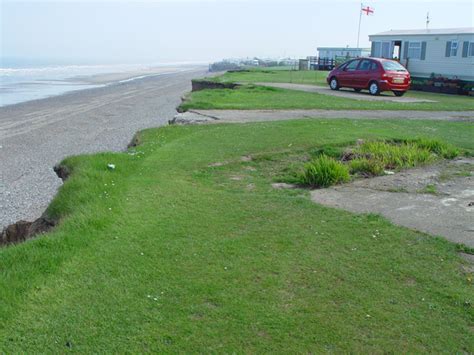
top-left (418, 184), bottom-right (438, 195)
top-left (210, 68), bottom-right (329, 86)
top-left (296, 138), bottom-right (459, 180)
top-left (180, 85), bottom-right (474, 112)
top-left (1, 119), bottom-right (473, 352)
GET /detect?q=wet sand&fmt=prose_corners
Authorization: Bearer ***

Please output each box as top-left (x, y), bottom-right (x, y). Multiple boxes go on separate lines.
top-left (0, 66), bottom-right (207, 229)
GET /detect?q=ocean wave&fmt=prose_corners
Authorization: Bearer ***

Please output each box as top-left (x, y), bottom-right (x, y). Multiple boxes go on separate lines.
top-left (0, 62), bottom-right (206, 76)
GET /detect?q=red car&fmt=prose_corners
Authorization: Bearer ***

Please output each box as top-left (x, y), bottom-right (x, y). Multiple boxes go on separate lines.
top-left (326, 57), bottom-right (411, 96)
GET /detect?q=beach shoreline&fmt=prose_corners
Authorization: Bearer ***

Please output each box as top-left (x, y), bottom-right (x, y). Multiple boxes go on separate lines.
top-left (0, 67), bottom-right (207, 229)
top-left (1, 64), bottom-right (207, 108)
top-left (68, 65), bottom-right (204, 85)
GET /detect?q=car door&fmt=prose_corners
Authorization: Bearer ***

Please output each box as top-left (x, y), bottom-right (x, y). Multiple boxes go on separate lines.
top-left (338, 59), bottom-right (360, 87)
top-left (355, 59), bottom-right (373, 88)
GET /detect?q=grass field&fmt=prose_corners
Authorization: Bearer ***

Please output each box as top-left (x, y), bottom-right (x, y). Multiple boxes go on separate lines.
top-left (180, 85), bottom-right (474, 112)
top-left (191, 68), bottom-right (474, 112)
top-left (211, 68), bottom-right (329, 86)
top-left (1, 119), bottom-right (473, 352)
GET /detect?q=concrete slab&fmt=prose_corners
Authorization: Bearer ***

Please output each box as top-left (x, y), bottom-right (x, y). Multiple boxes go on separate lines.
top-left (311, 158), bottom-right (474, 247)
top-left (171, 109), bottom-right (474, 125)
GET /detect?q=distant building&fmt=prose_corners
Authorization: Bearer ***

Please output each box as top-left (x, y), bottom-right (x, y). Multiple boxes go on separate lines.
top-left (369, 27), bottom-right (474, 81)
top-left (317, 47), bottom-right (371, 60)
top-left (278, 58), bottom-right (299, 67)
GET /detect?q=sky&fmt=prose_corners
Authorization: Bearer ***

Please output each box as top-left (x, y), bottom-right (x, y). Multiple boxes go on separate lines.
top-left (1, 0), bottom-right (473, 65)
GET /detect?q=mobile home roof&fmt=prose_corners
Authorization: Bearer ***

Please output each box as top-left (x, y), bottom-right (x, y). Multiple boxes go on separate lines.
top-left (370, 27), bottom-right (474, 37)
top-left (317, 47), bottom-right (370, 51)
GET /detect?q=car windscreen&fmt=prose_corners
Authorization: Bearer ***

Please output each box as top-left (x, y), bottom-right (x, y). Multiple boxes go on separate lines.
top-left (382, 61), bottom-right (407, 72)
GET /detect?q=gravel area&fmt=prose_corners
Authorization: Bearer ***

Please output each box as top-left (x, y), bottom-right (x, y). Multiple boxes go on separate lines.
top-left (0, 68), bottom-right (207, 229)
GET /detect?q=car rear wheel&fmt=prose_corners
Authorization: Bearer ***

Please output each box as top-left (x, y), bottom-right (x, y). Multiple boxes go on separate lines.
top-left (369, 82), bottom-right (380, 96)
top-left (329, 78), bottom-right (339, 91)
top-left (393, 91), bottom-right (405, 97)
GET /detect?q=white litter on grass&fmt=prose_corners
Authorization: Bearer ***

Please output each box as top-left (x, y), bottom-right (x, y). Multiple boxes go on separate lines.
top-left (384, 170), bottom-right (395, 175)
top-left (107, 164), bottom-right (116, 170)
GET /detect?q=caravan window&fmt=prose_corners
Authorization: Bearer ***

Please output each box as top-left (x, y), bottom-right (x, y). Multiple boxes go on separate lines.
top-left (450, 41), bottom-right (458, 56)
top-left (470, 42), bottom-right (474, 57)
top-left (372, 41), bottom-right (391, 58)
top-left (381, 42), bottom-right (391, 58)
top-left (372, 42), bottom-right (381, 57)
top-left (407, 42), bottom-right (422, 59)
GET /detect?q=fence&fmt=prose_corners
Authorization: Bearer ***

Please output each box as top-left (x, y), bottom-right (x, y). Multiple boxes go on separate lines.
top-left (307, 56), bottom-right (362, 71)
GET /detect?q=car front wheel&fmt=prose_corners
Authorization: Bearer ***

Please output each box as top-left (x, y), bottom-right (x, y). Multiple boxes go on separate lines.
top-left (329, 78), bottom-right (339, 91)
top-left (393, 91), bottom-right (405, 97)
top-left (369, 82), bottom-right (380, 96)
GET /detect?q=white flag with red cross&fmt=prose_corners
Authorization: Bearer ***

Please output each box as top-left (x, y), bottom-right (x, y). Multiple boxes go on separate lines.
top-left (361, 4), bottom-right (375, 16)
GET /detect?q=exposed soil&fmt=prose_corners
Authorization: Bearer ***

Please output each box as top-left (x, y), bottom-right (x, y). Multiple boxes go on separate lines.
top-left (191, 79), bottom-right (240, 92)
top-left (0, 215), bottom-right (57, 246)
top-left (0, 163), bottom-right (70, 246)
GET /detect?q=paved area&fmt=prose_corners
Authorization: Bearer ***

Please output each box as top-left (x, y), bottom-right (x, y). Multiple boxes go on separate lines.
top-left (172, 109), bottom-right (474, 124)
top-left (253, 82), bottom-right (438, 103)
top-left (0, 68), bottom-right (207, 229)
top-left (311, 158), bottom-right (474, 247)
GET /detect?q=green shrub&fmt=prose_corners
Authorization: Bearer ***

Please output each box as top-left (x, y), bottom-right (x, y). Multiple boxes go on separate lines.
top-left (300, 155), bottom-right (350, 188)
top-left (350, 158), bottom-right (385, 176)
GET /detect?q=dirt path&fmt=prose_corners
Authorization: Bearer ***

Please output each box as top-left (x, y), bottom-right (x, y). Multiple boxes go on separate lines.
top-left (253, 82), bottom-right (437, 103)
top-left (311, 158), bottom-right (474, 247)
top-left (172, 109), bottom-right (474, 124)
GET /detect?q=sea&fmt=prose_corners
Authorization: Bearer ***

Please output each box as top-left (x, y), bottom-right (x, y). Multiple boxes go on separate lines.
top-left (0, 60), bottom-right (199, 107)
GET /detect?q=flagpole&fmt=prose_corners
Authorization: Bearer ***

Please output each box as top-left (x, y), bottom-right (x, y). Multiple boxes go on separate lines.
top-left (357, 2), bottom-right (363, 48)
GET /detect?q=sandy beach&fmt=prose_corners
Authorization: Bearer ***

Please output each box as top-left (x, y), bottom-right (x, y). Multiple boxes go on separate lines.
top-left (0, 66), bottom-right (208, 229)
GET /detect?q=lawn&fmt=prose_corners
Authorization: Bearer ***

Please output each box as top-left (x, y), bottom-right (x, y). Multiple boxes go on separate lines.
top-left (193, 68), bottom-right (474, 112)
top-left (180, 85), bottom-right (474, 112)
top-left (210, 68), bottom-right (329, 86)
top-left (1, 118), bottom-right (473, 352)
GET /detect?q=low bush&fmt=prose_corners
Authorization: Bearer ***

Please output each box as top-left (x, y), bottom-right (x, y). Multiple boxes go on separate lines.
top-left (300, 155), bottom-right (350, 188)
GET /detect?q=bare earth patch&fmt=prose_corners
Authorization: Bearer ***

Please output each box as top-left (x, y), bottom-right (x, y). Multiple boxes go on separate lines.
top-left (311, 158), bottom-right (474, 246)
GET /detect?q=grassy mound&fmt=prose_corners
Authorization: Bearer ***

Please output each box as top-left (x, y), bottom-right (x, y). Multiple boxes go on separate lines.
top-left (0, 119), bottom-right (473, 352)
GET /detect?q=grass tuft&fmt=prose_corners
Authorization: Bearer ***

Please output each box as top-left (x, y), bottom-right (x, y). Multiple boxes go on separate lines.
top-left (408, 138), bottom-right (460, 159)
top-left (300, 155), bottom-right (350, 187)
top-left (349, 158), bottom-right (385, 176)
top-left (355, 141), bottom-right (435, 170)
